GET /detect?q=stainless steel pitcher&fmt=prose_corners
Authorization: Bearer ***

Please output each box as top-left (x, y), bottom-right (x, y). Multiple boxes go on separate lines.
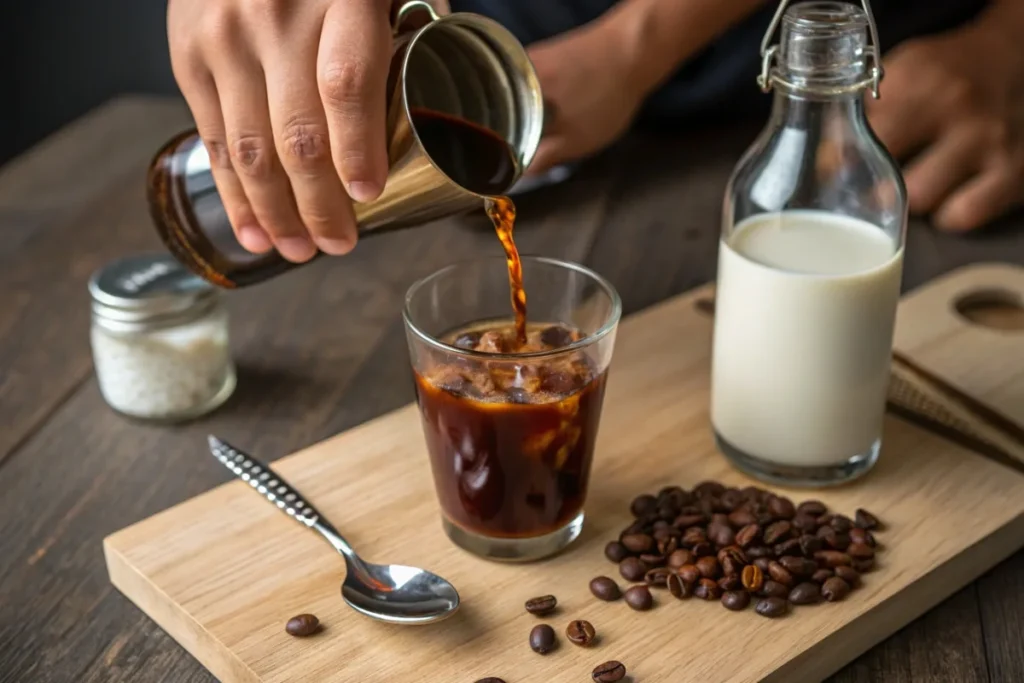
top-left (147, 0), bottom-right (544, 288)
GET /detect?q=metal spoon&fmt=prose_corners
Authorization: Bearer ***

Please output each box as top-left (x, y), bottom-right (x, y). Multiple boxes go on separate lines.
top-left (208, 435), bottom-right (460, 625)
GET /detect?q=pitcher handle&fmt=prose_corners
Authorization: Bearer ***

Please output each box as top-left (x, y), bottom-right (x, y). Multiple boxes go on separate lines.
top-left (393, 0), bottom-right (441, 32)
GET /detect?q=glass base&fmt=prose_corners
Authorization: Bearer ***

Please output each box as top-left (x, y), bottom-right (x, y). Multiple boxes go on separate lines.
top-left (715, 430), bottom-right (880, 488)
top-left (442, 512), bottom-right (585, 562)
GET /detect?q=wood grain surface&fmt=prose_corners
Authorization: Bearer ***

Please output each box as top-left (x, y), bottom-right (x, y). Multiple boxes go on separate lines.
top-left (103, 281), bottom-right (1024, 683)
top-left (2, 96), bottom-right (1024, 683)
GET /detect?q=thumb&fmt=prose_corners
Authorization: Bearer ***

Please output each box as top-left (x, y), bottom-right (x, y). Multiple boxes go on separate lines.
top-left (526, 136), bottom-right (568, 177)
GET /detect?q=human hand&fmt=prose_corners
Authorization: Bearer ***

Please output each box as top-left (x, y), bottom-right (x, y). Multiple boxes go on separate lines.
top-left (168, 0), bottom-right (448, 262)
top-left (525, 21), bottom-right (648, 176)
top-left (867, 22), bottom-right (1024, 232)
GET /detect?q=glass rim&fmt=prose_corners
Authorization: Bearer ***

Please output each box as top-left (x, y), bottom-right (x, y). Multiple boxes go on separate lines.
top-left (403, 255), bottom-right (622, 361)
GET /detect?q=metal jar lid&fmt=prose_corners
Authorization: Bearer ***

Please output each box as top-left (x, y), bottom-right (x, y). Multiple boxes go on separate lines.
top-left (89, 254), bottom-right (219, 331)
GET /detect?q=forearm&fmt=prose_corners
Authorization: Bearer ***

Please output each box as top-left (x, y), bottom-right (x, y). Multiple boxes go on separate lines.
top-left (596, 0), bottom-right (769, 98)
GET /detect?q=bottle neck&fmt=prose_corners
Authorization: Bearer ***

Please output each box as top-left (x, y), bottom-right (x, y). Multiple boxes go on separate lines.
top-left (769, 90), bottom-right (866, 132)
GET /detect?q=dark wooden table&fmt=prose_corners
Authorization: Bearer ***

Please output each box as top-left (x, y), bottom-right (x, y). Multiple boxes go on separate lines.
top-left (1, 96), bottom-right (1022, 683)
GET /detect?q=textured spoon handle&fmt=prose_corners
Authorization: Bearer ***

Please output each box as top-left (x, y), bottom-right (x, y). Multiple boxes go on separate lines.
top-left (208, 435), bottom-right (320, 527)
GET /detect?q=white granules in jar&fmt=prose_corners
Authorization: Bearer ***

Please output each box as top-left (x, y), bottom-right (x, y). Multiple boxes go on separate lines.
top-left (89, 254), bottom-right (236, 422)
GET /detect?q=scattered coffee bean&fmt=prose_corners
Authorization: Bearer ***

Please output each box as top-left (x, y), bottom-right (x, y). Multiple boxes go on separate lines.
top-left (722, 590), bottom-right (751, 611)
top-left (529, 624), bottom-right (557, 654)
top-left (763, 521), bottom-right (793, 544)
top-left (834, 566), bottom-right (861, 588)
top-left (755, 597), bottom-right (789, 618)
top-left (639, 552), bottom-right (667, 567)
top-left (619, 557), bottom-right (647, 582)
top-left (779, 555), bottom-right (817, 578)
top-left (675, 513), bottom-right (706, 528)
top-left (792, 514), bottom-right (819, 533)
top-left (667, 548), bottom-right (693, 568)
top-left (788, 582), bottom-right (821, 605)
top-left (767, 495), bottom-right (796, 520)
top-left (708, 523), bottom-right (735, 547)
top-left (624, 585), bottom-right (653, 611)
top-left (741, 564), bottom-right (765, 593)
top-left (657, 536), bottom-right (679, 556)
top-left (855, 508), bottom-right (881, 530)
top-left (621, 533), bottom-right (655, 554)
top-left (811, 568), bottom-right (834, 584)
top-left (852, 558), bottom-right (875, 573)
top-left (847, 542), bottom-right (875, 559)
top-left (525, 595), bottom-right (557, 616)
top-left (761, 580), bottom-right (790, 599)
top-left (677, 564), bottom-right (701, 584)
top-left (645, 566), bottom-right (673, 588)
top-left (729, 509), bottom-right (758, 528)
top-left (797, 500), bottom-right (827, 517)
top-left (592, 660), bottom-right (627, 682)
top-left (718, 575), bottom-right (741, 591)
top-left (566, 620), bottom-right (596, 647)
top-left (285, 614), bottom-right (320, 637)
top-left (774, 538), bottom-right (802, 557)
top-left (604, 541), bottom-right (629, 563)
top-left (696, 556), bottom-right (721, 579)
top-left (694, 578), bottom-right (723, 600)
top-left (816, 513), bottom-right (834, 527)
top-left (849, 527), bottom-right (876, 548)
top-left (830, 515), bottom-right (853, 533)
top-left (590, 576), bottom-right (621, 601)
top-left (682, 527), bottom-right (708, 547)
top-left (746, 545), bottom-right (773, 560)
top-left (815, 550), bottom-right (853, 568)
top-left (799, 534), bottom-right (824, 557)
top-left (735, 523), bottom-right (761, 548)
top-left (474, 678), bottom-right (506, 683)
top-left (667, 572), bottom-right (691, 599)
top-left (767, 561), bottom-right (795, 587)
top-left (821, 577), bottom-right (851, 602)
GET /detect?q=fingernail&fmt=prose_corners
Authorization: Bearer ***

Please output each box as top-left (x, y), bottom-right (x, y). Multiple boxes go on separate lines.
top-left (346, 181), bottom-right (381, 203)
top-left (315, 237), bottom-right (355, 255)
top-left (276, 236), bottom-right (317, 263)
top-left (237, 225), bottom-right (273, 253)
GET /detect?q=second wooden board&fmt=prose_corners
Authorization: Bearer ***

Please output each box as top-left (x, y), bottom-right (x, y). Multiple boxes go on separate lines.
top-left (105, 281), bottom-right (1024, 683)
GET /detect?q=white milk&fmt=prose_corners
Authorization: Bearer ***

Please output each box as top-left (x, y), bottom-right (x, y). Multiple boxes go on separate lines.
top-left (711, 211), bottom-right (903, 466)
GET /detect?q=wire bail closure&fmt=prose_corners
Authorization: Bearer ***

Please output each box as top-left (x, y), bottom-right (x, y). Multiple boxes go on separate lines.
top-left (757, 0), bottom-right (884, 99)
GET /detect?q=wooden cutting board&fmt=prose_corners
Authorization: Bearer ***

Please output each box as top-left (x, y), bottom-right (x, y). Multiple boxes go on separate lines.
top-left (104, 263), bottom-right (1024, 683)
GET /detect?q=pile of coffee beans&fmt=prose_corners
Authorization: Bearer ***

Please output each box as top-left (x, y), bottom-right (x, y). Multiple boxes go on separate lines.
top-left (598, 481), bottom-right (884, 618)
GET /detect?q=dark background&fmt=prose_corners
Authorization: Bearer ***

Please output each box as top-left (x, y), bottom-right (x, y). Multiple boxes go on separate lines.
top-left (2, 0), bottom-right (177, 165)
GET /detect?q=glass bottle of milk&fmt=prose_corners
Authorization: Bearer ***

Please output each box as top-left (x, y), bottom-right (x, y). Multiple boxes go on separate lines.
top-left (711, 0), bottom-right (907, 486)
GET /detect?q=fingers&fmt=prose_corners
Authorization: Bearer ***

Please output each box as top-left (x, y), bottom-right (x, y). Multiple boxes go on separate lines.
top-left (209, 49), bottom-right (317, 263)
top-left (262, 21), bottom-right (358, 255)
top-left (902, 128), bottom-right (981, 215)
top-left (527, 136), bottom-right (569, 177)
top-left (935, 166), bottom-right (1020, 232)
top-left (318, 0), bottom-right (392, 203)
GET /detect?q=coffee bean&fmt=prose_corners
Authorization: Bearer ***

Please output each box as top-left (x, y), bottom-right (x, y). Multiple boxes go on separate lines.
top-left (639, 552), bottom-right (667, 567)
top-left (658, 485), bottom-right (689, 507)
top-left (745, 545), bottom-right (773, 560)
top-left (728, 509), bottom-right (758, 528)
top-left (710, 512), bottom-right (730, 527)
top-left (709, 523), bottom-right (736, 547)
top-left (690, 541), bottom-right (714, 558)
top-left (653, 525), bottom-right (681, 542)
top-left (285, 614), bottom-right (320, 637)
top-left (852, 558), bottom-right (875, 573)
top-left (834, 566), bottom-right (861, 588)
top-left (797, 500), bottom-right (827, 517)
top-left (619, 557), bottom-right (647, 582)
top-left (590, 576), bottom-right (621, 601)
top-left (753, 557), bottom-right (772, 572)
top-left (847, 542), bottom-right (875, 559)
top-left (474, 678), bottom-right (506, 683)
top-left (604, 541), bottom-right (629, 563)
top-left (774, 538), bottom-right (802, 557)
top-left (676, 563), bottom-right (701, 584)
top-left (674, 513), bottom-right (706, 528)
top-left (735, 523), bottom-right (761, 548)
top-left (592, 660), bottom-right (627, 682)
top-left (788, 582), bottom-right (821, 605)
top-left (645, 566), bottom-right (672, 588)
top-left (763, 520), bottom-right (793, 544)
top-left (799, 534), bottom-right (824, 557)
top-left (695, 481), bottom-right (726, 498)
top-left (767, 495), bottom-right (796, 520)
top-left (529, 624), bottom-right (557, 654)
top-left (720, 488), bottom-right (745, 512)
top-left (830, 515), bottom-right (853, 533)
top-left (667, 572), bottom-right (691, 599)
top-left (696, 556), bottom-right (721, 579)
top-left (816, 513), bottom-right (834, 528)
top-left (849, 527), bottom-right (876, 548)
top-left (667, 548), bottom-right (694, 568)
top-left (855, 508), bottom-right (881, 530)
top-left (620, 522), bottom-right (646, 541)
top-left (566, 620), bottom-right (596, 647)
top-left (629, 494), bottom-right (657, 517)
top-left (815, 550), bottom-right (853, 568)
top-left (624, 585), bottom-right (653, 611)
top-left (621, 533), bottom-right (654, 554)
top-left (682, 527), bottom-right (708, 547)
top-left (811, 568), bottom-right (834, 584)
top-left (524, 595), bottom-right (557, 616)
top-left (741, 485), bottom-right (768, 502)
top-left (741, 564), bottom-right (765, 593)
top-left (719, 575), bottom-right (741, 591)
top-left (721, 555), bottom-right (742, 577)
top-left (755, 597), bottom-right (789, 618)
top-left (760, 580), bottom-right (790, 599)
top-left (818, 526), bottom-right (851, 551)
top-left (657, 536), bottom-right (679, 556)
top-left (821, 577), bottom-right (851, 602)
top-left (779, 555), bottom-right (817, 578)
top-left (792, 515), bottom-right (819, 534)
top-left (694, 578), bottom-right (722, 600)
top-left (722, 590), bottom-right (751, 611)
top-left (767, 560), bottom-right (795, 587)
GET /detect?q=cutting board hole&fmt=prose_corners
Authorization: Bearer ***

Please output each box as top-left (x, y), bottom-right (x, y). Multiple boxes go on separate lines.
top-left (954, 289), bottom-right (1024, 331)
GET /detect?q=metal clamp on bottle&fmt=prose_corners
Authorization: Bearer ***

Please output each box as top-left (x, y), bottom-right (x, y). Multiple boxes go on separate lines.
top-left (757, 0), bottom-right (884, 98)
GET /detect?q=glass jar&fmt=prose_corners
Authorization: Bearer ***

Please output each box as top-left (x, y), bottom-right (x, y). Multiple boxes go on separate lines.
top-left (89, 254), bottom-right (236, 422)
top-left (711, 0), bottom-right (907, 486)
